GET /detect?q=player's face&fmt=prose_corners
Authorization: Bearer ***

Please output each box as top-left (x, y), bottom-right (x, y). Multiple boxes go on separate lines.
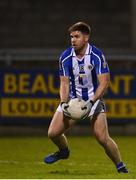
top-left (70, 31), bottom-right (89, 51)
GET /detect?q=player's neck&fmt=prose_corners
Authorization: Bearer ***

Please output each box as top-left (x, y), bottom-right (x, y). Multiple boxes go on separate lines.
top-left (75, 43), bottom-right (88, 59)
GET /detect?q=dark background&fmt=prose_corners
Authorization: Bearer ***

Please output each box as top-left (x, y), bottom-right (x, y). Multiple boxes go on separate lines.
top-left (0, 0), bottom-right (136, 135)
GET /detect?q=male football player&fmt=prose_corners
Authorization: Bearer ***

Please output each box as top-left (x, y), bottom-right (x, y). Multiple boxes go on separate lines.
top-left (44, 22), bottom-right (128, 173)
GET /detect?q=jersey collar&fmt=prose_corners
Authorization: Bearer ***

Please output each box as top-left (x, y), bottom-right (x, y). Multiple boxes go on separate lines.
top-left (72, 43), bottom-right (92, 57)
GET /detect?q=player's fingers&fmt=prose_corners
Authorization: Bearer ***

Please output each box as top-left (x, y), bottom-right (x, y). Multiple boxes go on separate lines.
top-left (64, 111), bottom-right (71, 118)
top-left (64, 105), bottom-right (69, 109)
top-left (81, 106), bottom-right (87, 110)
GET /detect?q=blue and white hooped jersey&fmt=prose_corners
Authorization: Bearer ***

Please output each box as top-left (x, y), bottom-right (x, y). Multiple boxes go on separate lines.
top-left (59, 43), bottom-right (110, 101)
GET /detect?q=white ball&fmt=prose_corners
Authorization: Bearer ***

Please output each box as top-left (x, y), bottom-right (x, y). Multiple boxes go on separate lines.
top-left (67, 98), bottom-right (89, 120)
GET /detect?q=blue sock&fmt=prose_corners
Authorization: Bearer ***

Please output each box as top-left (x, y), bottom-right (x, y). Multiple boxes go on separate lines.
top-left (116, 162), bottom-right (125, 170)
top-left (116, 162), bottom-right (128, 173)
top-left (59, 147), bottom-right (70, 156)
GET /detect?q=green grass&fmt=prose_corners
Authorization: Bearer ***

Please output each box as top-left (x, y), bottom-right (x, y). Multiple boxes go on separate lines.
top-left (0, 135), bottom-right (135, 179)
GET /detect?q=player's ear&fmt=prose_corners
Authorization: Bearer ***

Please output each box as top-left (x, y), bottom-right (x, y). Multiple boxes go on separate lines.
top-left (84, 35), bottom-right (89, 42)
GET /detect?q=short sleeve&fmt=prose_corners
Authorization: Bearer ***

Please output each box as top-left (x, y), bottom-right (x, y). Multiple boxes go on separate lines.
top-left (59, 57), bottom-right (70, 76)
top-left (94, 53), bottom-right (110, 75)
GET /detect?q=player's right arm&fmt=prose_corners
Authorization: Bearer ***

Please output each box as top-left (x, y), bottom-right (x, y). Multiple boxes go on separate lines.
top-left (59, 49), bottom-right (71, 104)
top-left (60, 76), bottom-right (70, 103)
top-left (59, 50), bottom-right (71, 116)
top-left (82, 49), bottom-right (110, 111)
top-left (59, 76), bottom-right (71, 117)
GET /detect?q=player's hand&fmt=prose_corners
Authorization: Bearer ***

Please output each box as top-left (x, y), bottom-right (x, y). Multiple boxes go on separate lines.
top-left (81, 100), bottom-right (94, 112)
top-left (61, 102), bottom-right (71, 117)
top-left (80, 100), bottom-right (94, 120)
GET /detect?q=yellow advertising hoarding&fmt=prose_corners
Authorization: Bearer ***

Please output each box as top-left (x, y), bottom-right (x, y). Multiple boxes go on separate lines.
top-left (0, 69), bottom-right (136, 121)
top-left (1, 98), bottom-right (136, 118)
top-left (1, 98), bottom-right (59, 117)
top-left (106, 99), bottom-right (136, 118)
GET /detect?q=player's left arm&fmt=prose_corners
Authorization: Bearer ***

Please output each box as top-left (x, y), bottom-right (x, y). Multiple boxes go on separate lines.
top-left (82, 52), bottom-right (110, 111)
top-left (91, 72), bottom-right (110, 103)
top-left (91, 51), bottom-right (110, 103)
top-left (82, 73), bottom-right (110, 111)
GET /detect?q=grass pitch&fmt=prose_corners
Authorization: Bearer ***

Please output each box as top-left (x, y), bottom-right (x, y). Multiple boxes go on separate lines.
top-left (0, 135), bottom-right (135, 179)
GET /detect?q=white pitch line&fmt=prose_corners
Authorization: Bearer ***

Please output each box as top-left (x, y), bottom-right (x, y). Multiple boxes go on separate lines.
top-left (0, 160), bottom-right (44, 165)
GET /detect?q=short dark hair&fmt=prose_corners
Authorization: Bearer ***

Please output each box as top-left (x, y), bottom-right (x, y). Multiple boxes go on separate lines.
top-left (68, 22), bottom-right (91, 35)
